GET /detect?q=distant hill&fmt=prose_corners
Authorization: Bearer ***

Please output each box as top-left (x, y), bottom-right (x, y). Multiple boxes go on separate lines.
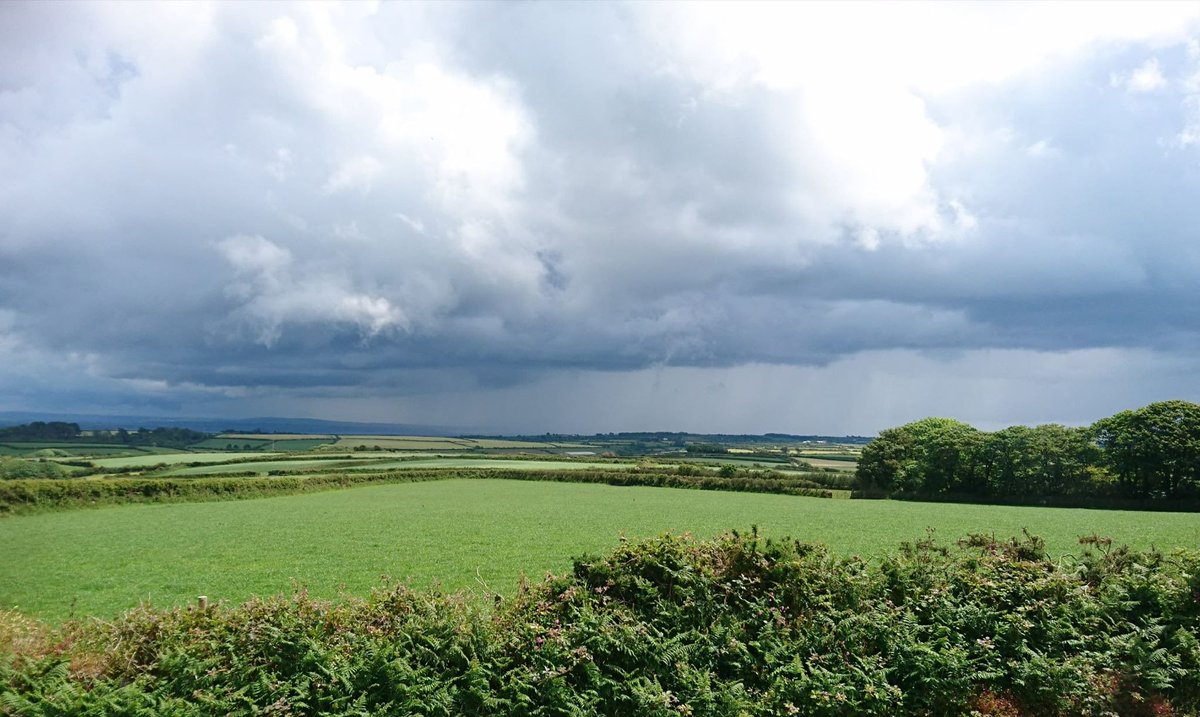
top-left (0, 411), bottom-right (461, 437)
top-left (0, 412), bottom-right (872, 442)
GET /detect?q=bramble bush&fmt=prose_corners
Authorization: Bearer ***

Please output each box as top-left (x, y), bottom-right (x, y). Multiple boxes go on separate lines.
top-left (3, 531), bottom-right (1198, 716)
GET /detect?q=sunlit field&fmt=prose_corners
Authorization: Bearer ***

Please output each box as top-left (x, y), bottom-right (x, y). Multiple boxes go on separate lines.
top-left (2, 478), bottom-right (1196, 621)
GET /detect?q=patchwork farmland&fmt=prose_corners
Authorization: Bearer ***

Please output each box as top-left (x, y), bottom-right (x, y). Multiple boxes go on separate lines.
top-left (3, 416), bottom-right (1200, 714)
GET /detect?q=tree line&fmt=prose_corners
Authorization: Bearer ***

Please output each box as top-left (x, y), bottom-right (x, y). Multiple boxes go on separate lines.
top-left (857, 400), bottom-right (1200, 503)
top-left (0, 422), bottom-right (209, 448)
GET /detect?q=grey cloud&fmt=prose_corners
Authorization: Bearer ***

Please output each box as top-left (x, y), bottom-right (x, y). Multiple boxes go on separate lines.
top-left (3, 2), bottom-right (1200, 430)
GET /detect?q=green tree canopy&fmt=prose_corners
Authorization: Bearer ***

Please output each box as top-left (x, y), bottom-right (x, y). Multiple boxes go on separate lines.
top-left (976, 424), bottom-right (1100, 497)
top-left (857, 417), bottom-right (982, 494)
top-left (1091, 399), bottom-right (1200, 499)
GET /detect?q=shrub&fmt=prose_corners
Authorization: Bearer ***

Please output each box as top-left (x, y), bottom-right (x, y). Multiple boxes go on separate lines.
top-left (0, 459), bottom-right (65, 481)
top-left (2, 532), bottom-right (1197, 715)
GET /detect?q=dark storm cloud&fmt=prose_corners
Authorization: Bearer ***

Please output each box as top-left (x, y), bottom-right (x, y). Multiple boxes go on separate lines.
top-left (3, 1), bottom-right (1200, 430)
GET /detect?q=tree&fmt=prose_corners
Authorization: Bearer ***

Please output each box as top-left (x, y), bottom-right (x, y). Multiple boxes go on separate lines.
top-left (0, 422), bottom-right (80, 440)
top-left (1092, 400), bottom-right (1200, 499)
top-left (857, 417), bottom-right (982, 494)
top-left (977, 424), bottom-right (1100, 497)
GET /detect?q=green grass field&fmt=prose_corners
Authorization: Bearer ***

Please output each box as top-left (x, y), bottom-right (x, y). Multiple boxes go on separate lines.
top-left (2, 479), bottom-right (1197, 621)
top-left (333, 436), bottom-right (570, 450)
top-left (801, 458), bottom-right (858, 471)
top-left (218, 434), bottom-right (333, 441)
top-left (0, 443), bottom-right (152, 457)
top-left (162, 456), bottom-right (620, 476)
top-left (676, 455), bottom-right (856, 472)
top-left (89, 451), bottom-right (278, 468)
top-left (187, 438), bottom-right (272, 450)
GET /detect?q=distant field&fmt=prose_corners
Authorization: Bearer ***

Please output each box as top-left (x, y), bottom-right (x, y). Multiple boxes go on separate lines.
top-left (164, 457), bottom-right (621, 477)
top-left (164, 457), bottom-right (375, 476)
top-left (0, 443), bottom-right (149, 457)
top-left (3, 479), bottom-right (1197, 620)
top-left (189, 437), bottom-right (334, 452)
top-left (332, 458), bottom-right (618, 471)
top-left (188, 438), bottom-right (271, 450)
top-left (334, 436), bottom-right (474, 450)
top-left (675, 455), bottom-right (857, 472)
top-left (802, 458), bottom-right (858, 471)
top-left (218, 433), bottom-right (334, 441)
top-left (90, 452), bottom-right (279, 469)
top-left (334, 436), bottom-right (566, 450)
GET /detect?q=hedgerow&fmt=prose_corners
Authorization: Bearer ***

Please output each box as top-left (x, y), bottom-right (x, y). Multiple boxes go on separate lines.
top-left (3, 531), bottom-right (1197, 715)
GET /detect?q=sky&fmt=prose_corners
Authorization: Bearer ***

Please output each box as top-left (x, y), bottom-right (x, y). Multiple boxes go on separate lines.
top-left (2, 1), bottom-right (1200, 435)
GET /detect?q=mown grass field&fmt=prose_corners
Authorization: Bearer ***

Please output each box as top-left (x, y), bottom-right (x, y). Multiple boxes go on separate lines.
top-left (2, 478), bottom-right (1197, 621)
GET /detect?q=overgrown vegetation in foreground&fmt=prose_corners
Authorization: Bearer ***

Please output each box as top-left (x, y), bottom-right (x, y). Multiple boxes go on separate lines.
top-left (3, 531), bottom-right (1197, 716)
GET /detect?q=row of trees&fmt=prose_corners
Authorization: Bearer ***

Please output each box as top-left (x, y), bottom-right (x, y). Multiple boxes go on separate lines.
top-left (0, 422), bottom-right (210, 449)
top-left (102, 426), bottom-right (211, 448)
top-left (857, 400), bottom-right (1200, 502)
top-left (0, 421), bottom-right (82, 440)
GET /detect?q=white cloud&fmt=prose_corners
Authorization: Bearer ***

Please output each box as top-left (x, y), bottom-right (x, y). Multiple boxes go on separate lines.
top-left (216, 234), bottom-right (409, 343)
top-left (1112, 57), bottom-right (1167, 92)
top-left (395, 212), bottom-right (426, 234)
top-left (1177, 41), bottom-right (1200, 147)
top-left (642, 2), bottom-right (1200, 246)
top-left (1024, 139), bottom-right (1059, 158)
top-left (322, 156), bottom-right (384, 195)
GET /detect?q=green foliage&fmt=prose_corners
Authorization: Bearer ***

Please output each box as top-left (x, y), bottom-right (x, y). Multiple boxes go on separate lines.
top-left (0, 459), bottom-right (65, 481)
top-left (856, 418), bottom-right (981, 494)
top-left (0, 423), bottom-right (80, 441)
top-left (0, 424), bottom-right (209, 449)
top-left (976, 424), bottom-right (1100, 497)
top-left (1092, 399), bottom-right (1200, 499)
top-left (858, 400), bottom-right (1200, 505)
top-left (3, 532), bottom-right (1198, 715)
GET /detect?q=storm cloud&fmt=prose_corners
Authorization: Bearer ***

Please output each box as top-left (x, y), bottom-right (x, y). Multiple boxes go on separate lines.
top-left (2, 1), bottom-right (1200, 433)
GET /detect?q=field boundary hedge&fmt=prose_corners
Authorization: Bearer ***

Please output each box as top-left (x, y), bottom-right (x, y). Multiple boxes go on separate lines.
top-left (0, 469), bottom-right (833, 516)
